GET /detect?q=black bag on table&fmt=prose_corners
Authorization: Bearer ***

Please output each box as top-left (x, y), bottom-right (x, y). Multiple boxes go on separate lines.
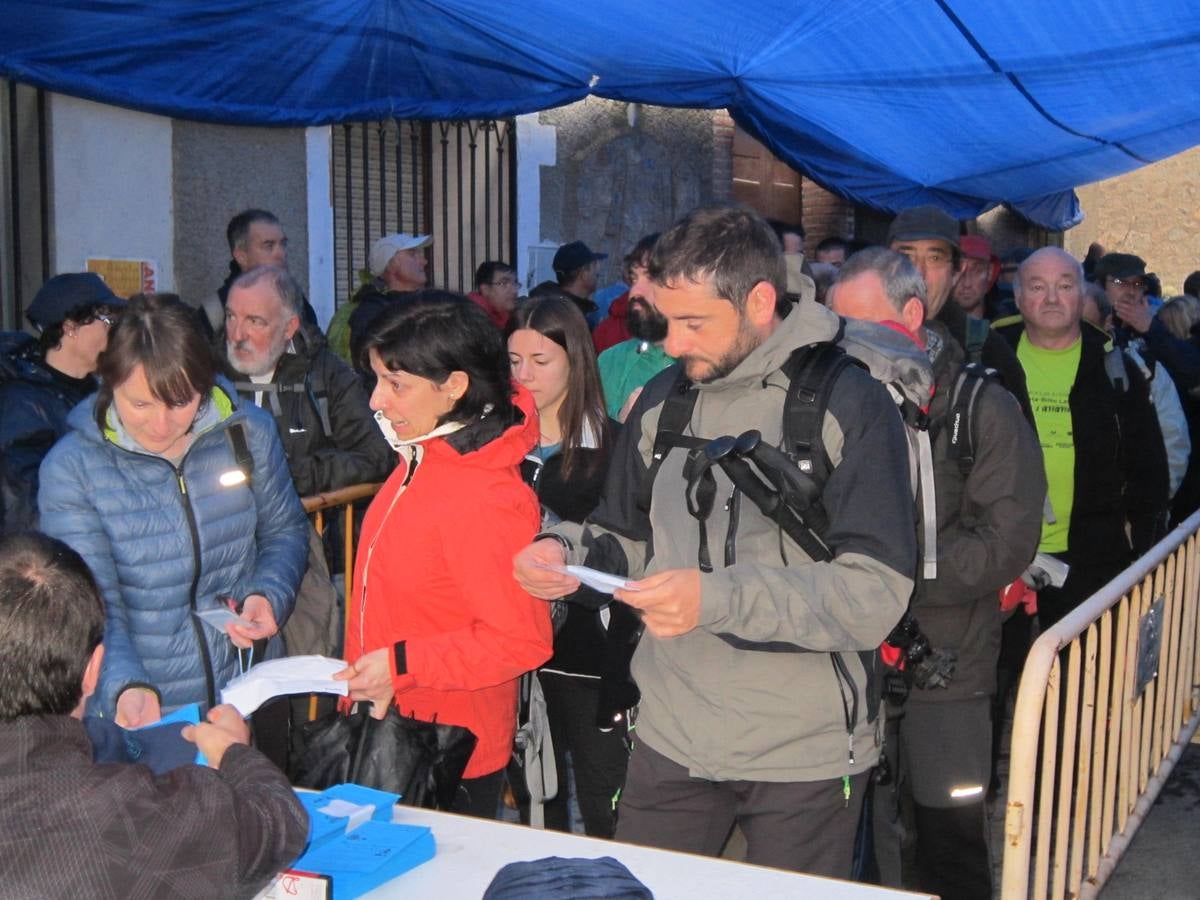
top-left (292, 704), bottom-right (477, 810)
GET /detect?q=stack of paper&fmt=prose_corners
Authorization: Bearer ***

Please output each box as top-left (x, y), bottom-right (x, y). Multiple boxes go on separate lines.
top-left (220, 655), bottom-right (349, 716)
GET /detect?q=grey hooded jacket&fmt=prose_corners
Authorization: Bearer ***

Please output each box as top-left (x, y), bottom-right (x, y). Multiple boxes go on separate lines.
top-left (554, 300), bottom-right (916, 783)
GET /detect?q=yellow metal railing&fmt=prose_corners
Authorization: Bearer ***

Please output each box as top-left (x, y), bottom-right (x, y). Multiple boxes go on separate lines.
top-left (300, 482), bottom-right (381, 719)
top-left (303, 481), bottom-right (382, 625)
top-left (1001, 511), bottom-right (1200, 899)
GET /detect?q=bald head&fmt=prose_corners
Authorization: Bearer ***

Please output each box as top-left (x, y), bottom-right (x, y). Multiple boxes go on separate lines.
top-left (1015, 247), bottom-right (1085, 349)
top-left (1018, 247), bottom-right (1083, 285)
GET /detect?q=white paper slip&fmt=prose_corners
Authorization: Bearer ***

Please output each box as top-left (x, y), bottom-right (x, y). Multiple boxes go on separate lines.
top-left (542, 563), bottom-right (632, 595)
top-left (221, 655), bottom-right (349, 716)
top-left (1031, 552), bottom-right (1070, 588)
top-left (194, 606), bottom-right (242, 631)
top-left (318, 799), bottom-right (375, 834)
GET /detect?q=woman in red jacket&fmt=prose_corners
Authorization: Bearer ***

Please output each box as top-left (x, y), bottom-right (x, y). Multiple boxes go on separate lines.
top-left (337, 293), bottom-right (553, 818)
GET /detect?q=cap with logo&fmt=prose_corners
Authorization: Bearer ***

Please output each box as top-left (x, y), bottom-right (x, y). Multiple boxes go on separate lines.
top-left (26, 272), bottom-right (124, 332)
top-left (552, 240), bottom-right (607, 276)
top-left (886, 206), bottom-right (961, 250)
top-left (369, 233), bottom-right (433, 277)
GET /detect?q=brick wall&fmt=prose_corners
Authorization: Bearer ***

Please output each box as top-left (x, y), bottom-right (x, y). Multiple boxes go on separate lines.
top-left (1064, 145), bottom-right (1200, 296)
top-left (802, 180), bottom-right (855, 244)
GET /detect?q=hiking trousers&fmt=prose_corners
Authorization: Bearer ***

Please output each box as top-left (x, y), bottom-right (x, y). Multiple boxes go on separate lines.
top-left (616, 739), bottom-right (868, 878)
top-left (874, 696), bottom-right (993, 900)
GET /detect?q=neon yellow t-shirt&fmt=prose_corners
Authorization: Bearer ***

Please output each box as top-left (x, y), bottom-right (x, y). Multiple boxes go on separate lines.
top-left (1018, 333), bottom-right (1081, 552)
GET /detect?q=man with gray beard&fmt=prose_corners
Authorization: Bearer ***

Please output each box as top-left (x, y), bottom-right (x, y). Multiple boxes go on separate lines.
top-left (219, 265), bottom-right (393, 497)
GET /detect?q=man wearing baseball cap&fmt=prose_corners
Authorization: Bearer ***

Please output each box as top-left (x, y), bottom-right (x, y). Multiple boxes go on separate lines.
top-left (1093, 251), bottom-right (1200, 395)
top-left (952, 235), bottom-right (1002, 320)
top-left (888, 206), bottom-right (1032, 421)
top-left (325, 232), bottom-right (432, 367)
top-left (551, 240), bottom-right (607, 318)
top-left (1, 273), bottom-right (123, 532)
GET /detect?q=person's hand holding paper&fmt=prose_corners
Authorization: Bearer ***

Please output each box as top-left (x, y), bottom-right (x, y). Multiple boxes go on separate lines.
top-left (512, 538), bottom-right (581, 599)
top-left (225, 594), bottom-right (278, 649)
top-left (334, 648), bottom-right (396, 719)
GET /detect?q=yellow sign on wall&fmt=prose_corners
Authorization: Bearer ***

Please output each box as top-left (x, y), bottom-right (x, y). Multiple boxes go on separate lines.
top-left (86, 257), bottom-right (157, 298)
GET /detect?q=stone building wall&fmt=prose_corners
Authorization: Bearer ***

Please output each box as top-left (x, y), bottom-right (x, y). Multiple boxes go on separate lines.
top-left (538, 98), bottom-right (714, 284)
top-left (1063, 145), bottom-right (1200, 296)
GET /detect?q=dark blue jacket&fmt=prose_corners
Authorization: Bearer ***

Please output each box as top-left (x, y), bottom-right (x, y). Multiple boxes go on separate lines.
top-left (0, 332), bottom-right (95, 533)
top-left (39, 380), bottom-right (308, 715)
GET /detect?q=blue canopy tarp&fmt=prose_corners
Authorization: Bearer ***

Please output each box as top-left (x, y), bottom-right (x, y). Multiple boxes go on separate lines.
top-left (4, 1), bottom-right (1200, 229)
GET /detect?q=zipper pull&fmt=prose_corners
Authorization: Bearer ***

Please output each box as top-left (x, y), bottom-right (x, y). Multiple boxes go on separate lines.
top-left (842, 775), bottom-right (851, 807)
top-left (177, 472), bottom-right (187, 495)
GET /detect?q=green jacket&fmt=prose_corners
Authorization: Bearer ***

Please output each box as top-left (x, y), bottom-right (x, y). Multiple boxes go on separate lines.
top-left (325, 300), bottom-right (356, 365)
top-left (597, 339), bottom-right (674, 419)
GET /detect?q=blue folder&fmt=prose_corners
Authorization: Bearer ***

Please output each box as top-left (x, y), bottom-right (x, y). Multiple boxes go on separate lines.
top-left (293, 785), bottom-right (434, 897)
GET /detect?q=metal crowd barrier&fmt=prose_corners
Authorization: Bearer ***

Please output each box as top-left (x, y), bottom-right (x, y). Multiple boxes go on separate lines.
top-left (300, 482), bottom-right (381, 721)
top-left (1001, 511), bottom-right (1200, 899)
top-left (302, 481), bottom-right (382, 612)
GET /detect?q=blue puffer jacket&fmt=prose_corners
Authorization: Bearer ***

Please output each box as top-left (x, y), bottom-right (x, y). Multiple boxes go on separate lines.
top-left (39, 379), bottom-right (308, 716)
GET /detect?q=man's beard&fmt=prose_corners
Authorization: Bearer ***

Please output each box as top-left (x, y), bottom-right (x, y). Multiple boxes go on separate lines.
top-left (683, 315), bottom-right (761, 384)
top-left (628, 297), bottom-right (667, 343)
top-left (227, 332), bottom-right (288, 377)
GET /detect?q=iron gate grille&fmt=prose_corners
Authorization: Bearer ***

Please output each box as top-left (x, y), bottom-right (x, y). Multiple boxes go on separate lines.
top-left (332, 118), bottom-right (515, 301)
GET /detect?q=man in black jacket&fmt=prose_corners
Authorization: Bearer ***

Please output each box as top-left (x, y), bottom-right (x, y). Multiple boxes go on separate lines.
top-left (197, 209), bottom-right (319, 341)
top-left (1, 530), bottom-right (307, 898)
top-left (996, 247), bottom-right (1169, 627)
top-left (220, 265), bottom-right (393, 497)
top-left (830, 249), bottom-right (1045, 900)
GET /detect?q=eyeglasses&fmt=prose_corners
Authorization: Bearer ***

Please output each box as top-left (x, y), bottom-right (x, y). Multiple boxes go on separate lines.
top-left (1110, 277), bottom-right (1147, 290)
top-left (96, 313), bottom-right (115, 327)
top-left (486, 278), bottom-right (517, 287)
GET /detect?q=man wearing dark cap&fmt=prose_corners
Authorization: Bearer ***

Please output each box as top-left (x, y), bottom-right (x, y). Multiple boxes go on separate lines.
top-left (0, 273), bottom-right (123, 533)
top-left (888, 206), bottom-right (1032, 420)
top-left (552, 240), bottom-right (607, 318)
top-left (1096, 252), bottom-right (1200, 393)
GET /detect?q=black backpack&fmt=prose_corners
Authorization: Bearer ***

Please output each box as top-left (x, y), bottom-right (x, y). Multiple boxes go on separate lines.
top-left (632, 320), bottom-right (977, 738)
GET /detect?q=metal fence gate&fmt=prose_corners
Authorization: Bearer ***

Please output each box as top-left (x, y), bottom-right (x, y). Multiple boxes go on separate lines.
top-left (332, 118), bottom-right (515, 302)
top-left (0, 80), bottom-right (51, 331)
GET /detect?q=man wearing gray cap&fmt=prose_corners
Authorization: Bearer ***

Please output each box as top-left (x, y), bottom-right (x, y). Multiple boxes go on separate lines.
top-left (1, 273), bottom-right (123, 532)
top-left (888, 207), bottom-right (1031, 420)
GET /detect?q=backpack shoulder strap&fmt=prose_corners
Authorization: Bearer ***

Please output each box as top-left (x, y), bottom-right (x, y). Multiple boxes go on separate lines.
top-left (780, 340), bottom-right (855, 491)
top-left (964, 315), bottom-right (990, 366)
top-left (225, 421), bottom-right (255, 486)
top-left (945, 362), bottom-right (994, 476)
top-left (635, 369), bottom-right (702, 513)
